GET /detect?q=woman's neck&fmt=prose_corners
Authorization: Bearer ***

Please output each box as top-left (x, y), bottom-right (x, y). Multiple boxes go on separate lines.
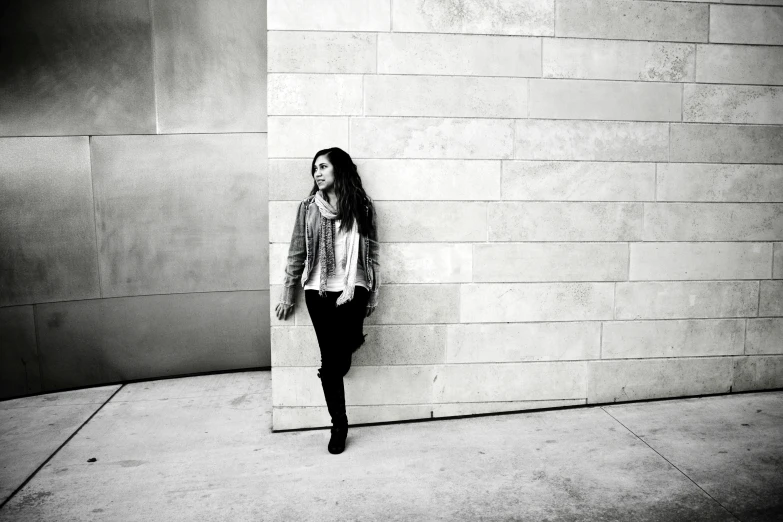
top-left (324, 189), bottom-right (338, 207)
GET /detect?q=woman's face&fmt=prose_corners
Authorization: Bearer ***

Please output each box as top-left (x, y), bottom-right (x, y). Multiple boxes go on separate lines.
top-left (313, 155), bottom-right (335, 192)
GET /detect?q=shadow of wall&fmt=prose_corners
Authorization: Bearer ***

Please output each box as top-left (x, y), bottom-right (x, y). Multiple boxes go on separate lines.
top-left (0, 0), bottom-right (269, 398)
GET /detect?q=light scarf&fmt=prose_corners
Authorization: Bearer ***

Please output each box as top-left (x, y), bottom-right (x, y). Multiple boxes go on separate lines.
top-left (314, 191), bottom-right (360, 306)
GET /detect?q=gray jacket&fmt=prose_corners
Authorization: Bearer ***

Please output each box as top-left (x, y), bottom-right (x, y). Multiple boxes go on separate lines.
top-left (279, 194), bottom-right (380, 308)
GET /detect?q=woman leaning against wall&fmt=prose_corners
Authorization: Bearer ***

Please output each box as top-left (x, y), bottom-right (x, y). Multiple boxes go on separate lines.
top-left (275, 147), bottom-right (380, 455)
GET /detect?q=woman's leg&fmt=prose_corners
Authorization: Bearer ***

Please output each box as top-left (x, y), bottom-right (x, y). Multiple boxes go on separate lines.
top-left (305, 290), bottom-right (349, 430)
top-left (305, 288), bottom-right (369, 454)
top-left (333, 286), bottom-right (370, 376)
top-left (305, 290), bottom-right (340, 379)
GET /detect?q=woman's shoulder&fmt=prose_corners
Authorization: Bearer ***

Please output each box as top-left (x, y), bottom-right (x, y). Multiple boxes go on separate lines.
top-left (294, 195), bottom-right (316, 219)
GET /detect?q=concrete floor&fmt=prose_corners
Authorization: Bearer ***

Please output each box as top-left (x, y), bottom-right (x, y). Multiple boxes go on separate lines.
top-left (0, 372), bottom-right (780, 521)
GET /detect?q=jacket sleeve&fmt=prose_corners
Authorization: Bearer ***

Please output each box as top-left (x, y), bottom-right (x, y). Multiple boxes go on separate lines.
top-left (278, 200), bottom-right (307, 307)
top-left (367, 200), bottom-right (380, 308)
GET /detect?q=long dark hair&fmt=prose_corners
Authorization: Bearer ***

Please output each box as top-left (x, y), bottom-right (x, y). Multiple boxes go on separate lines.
top-left (309, 147), bottom-right (373, 236)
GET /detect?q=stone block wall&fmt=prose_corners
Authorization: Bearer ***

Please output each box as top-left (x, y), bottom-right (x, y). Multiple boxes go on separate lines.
top-left (268, 0), bottom-right (783, 430)
top-left (0, 0), bottom-right (269, 398)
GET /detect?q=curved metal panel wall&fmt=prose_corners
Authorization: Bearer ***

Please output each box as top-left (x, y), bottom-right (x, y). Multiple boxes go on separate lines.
top-left (92, 133), bottom-right (268, 297)
top-left (0, 0), bottom-right (156, 136)
top-left (0, 0), bottom-right (269, 398)
top-left (0, 137), bottom-right (100, 306)
top-left (153, 0), bottom-right (267, 133)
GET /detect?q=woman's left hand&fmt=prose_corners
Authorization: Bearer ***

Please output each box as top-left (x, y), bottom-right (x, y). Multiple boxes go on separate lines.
top-left (365, 305), bottom-right (375, 318)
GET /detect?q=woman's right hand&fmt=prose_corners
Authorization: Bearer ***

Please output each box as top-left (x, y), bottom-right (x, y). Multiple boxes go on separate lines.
top-left (275, 303), bottom-right (294, 321)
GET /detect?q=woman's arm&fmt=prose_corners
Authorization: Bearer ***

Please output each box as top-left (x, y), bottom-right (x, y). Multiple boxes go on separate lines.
top-left (276, 200), bottom-right (307, 320)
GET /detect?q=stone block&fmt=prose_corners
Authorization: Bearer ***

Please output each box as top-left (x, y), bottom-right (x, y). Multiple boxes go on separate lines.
top-left (473, 243), bottom-right (628, 282)
top-left (683, 85), bottom-right (783, 125)
top-left (615, 281), bottom-right (758, 320)
top-left (542, 38), bottom-right (695, 82)
top-left (0, 137), bottom-right (99, 306)
top-left (271, 367), bottom-right (319, 406)
top-left (727, 0), bottom-right (783, 4)
top-left (746, 319), bottom-right (783, 355)
top-left (433, 362), bottom-right (588, 402)
top-left (357, 159), bottom-right (501, 200)
top-left (375, 201), bottom-right (487, 242)
top-left (269, 201), bottom-right (301, 244)
top-left (515, 120), bottom-right (669, 161)
top-left (269, 283), bottom-right (461, 327)
top-left (671, 124), bottom-right (783, 164)
top-left (760, 281), bottom-right (783, 317)
top-left (382, 244), bottom-right (472, 283)
top-left (733, 356), bottom-right (783, 392)
top-left (268, 74), bottom-right (363, 116)
top-left (269, 201), bottom-right (487, 244)
top-left (657, 164), bottom-right (783, 202)
top-left (460, 283), bottom-right (614, 323)
top-left (555, 0), bottom-right (708, 42)
top-left (365, 284), bottom-right (460, 325)
top-left (378, 33), bottom-right (541, 77)
top-left (446, 322), bottom-right (601, 363)
top-left (152, 0), bottom-right (266, 133)
top-left (36, 291), bottom-right (269, 391)
top-left (643, 203), bottom-right (783, 241)
top-left (392, 0), bottom-right (555, 36)
top-left (432, 399), bottom-right (586, 418)
top-left (351, 118), bottom-right (514, 159)
top-left (502, 161), bottom-right (655, 201)
top-left (272, 365), bottom-right (435, 406)
top-left (268, 31), bottom-right (375, 73)
top-left (488, 202), bottom-right (643, 241)
top-left (269, 159), bottom-right (502, 201)
top-left (273, 404), bottom-right (432, 430)
top-left (268, 0), bottom-right (390, 31)
top-left (315, 285), bottom-right (460, 326)
top-left (272, 325), bottom-right (446, 367)
top-left (529, 79), bottom-right (681, 121)
top-left (630, 243), bottom-right (773, 280)
top-left (710, 5), bottom-right (783, 45)
top-left (365, 75), bottom-right (528, 118)
top-left (0, 0), bottom-right (155, 136)
top-left (587, 357), bottom-right (733, 403)
top-left (92, 134), bottom-right (267, 297)
top-left (602, 319), bottom-right (745, 359)
top-left (696, 44), bottom-right (783, 85)
top-left (269, 244), bottom-right (290, 286)
top-left (268, 160), bottom-right (314, 201)
top-left (0, 306), bottom-right (40, 399)
top-left (268, 116), bottom-right (349, 158)
top-left (776, 243), bottom-right (783, 278)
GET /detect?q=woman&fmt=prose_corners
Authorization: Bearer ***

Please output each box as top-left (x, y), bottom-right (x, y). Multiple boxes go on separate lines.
top-left (275, 147), bottom-right (380, 455)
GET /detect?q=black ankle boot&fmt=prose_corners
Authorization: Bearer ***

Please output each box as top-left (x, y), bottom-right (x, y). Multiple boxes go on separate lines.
top-left (319, 370), bottom-right (349, 454)
top-left (328, 425), bottom-right (348, 454)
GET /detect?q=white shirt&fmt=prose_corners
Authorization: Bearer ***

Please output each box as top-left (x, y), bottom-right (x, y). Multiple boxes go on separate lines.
top-left (304, 219), bottom-right (369, 292)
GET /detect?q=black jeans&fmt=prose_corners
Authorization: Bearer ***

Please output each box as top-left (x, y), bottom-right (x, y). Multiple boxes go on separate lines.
top-left (305, 286), bottom-right (369, 427)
